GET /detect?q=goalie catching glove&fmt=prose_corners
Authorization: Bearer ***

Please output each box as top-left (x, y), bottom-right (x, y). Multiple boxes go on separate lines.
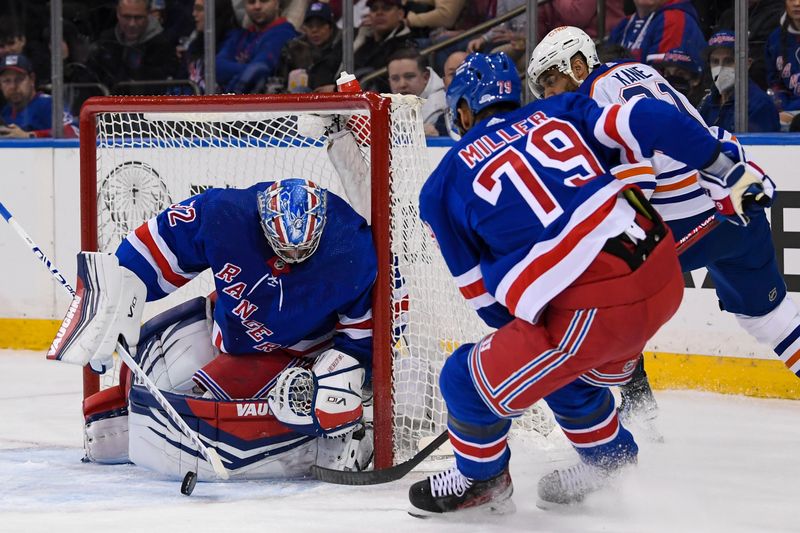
top-left (267, 348), bottom-right (365, 438)
top-left (47, 252), bottom-right (147, 373)
top-left (699, 139), bottom-right (775, 227)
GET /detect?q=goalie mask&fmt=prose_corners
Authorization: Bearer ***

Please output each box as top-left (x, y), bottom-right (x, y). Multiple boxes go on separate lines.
top-left (446, 52), bottom-right (521, 137)
top-left (527, 26), bottom-right (600, 99)
top-left (257, 178), bottom-right (327, 263)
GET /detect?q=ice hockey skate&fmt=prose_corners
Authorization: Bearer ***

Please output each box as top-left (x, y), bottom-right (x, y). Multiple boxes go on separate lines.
top-left (408, 465), bottom-right (515, 518)
top-left (537, 459), bottom-right (634, 508)
top-left (619, 358), bottom-right (664, 443)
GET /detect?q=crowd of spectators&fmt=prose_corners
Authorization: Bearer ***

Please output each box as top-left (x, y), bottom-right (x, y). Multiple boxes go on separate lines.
top-left (0, 0), bottom-right (798, 138)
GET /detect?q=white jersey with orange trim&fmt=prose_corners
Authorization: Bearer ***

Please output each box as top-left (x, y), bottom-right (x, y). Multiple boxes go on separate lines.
top-left (578, 60), bottom-right (715, 221)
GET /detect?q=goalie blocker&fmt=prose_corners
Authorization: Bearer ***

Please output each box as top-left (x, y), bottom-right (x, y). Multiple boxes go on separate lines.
top-left (47, 252), bottom-right (147, 373)
top-left (82, 297), bottom-right (372, 479)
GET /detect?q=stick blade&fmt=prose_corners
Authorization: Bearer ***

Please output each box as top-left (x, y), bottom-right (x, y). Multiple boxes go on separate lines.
top-left (206, 448), bottom-right (229, 480)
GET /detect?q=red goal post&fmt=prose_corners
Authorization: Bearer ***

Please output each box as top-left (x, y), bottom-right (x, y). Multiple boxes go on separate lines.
top-left (79, 93), bottom-right (397, 467)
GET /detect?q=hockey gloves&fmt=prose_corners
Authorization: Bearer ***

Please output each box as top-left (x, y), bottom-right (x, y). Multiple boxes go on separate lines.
top-left (47, 252), bottom-right (147, 373)
top-left (699, 140), bottom-right (775, 227)
top-left (267, 348), bottom-right (364, 438)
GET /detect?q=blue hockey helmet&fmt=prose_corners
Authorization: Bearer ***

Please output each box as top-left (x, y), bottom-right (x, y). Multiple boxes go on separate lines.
top-left (446, 52), bottom-right (521, 136)
top-left (257, 178), bottom-right (327, 263)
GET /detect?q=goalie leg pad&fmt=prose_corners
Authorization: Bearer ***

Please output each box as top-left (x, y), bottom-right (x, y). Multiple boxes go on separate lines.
top-left (83, 381), bottom-right (129, 464)
top-left (48, 252), bottom-right (147, 372)
top-left (315, 423), bottom-right (373, 471)
top-left (128, 384), bottom-right (318, 480)
top-left (137, 297), bottom-right (217, 394)
top-left (268, 349), bottom-right (365, 437)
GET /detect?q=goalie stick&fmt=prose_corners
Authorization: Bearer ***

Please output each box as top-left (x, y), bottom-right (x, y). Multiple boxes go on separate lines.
top-left (0, 200), bottom-right (229, 488)
top-left (311, 208), bottom-right (729, 486)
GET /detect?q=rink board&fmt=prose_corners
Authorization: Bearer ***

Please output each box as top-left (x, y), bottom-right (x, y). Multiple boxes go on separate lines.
top-left (1, 136), bottom-right (800, 397)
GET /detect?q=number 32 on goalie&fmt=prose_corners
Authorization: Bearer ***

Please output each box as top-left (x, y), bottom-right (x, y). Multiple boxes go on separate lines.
top-left (166, 201), bottom-right (197, 226)
top-left (473, 119), bottom-right (603, 226)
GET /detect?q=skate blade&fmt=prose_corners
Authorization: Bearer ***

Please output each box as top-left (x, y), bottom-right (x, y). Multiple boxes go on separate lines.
top-left (408, 497), bottom-right (516, 519)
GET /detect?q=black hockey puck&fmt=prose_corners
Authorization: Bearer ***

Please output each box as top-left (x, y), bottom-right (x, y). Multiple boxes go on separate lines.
top-left (181, 471), bottom-right (197, 496)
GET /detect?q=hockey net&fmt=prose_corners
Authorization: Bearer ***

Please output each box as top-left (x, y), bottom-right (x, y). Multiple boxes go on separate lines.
top-left (80, 93), bottom-right (554, 470)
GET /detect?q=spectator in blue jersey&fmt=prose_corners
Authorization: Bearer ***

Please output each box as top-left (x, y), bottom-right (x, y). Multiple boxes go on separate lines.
top-left (609, 0), bottom-right (705, 65)
top-left (649, 47), bottom-right (705, 106)
top-left (0, 54), bottom-right (78, 139)
top-left (216, 0), bottom-right (299, 94)
top-left (699, 31), bottom-right (780, 132)
top-left (766, 0), bottom-right (800, 126)
top-left (88, 0), bottom-right (180, 93)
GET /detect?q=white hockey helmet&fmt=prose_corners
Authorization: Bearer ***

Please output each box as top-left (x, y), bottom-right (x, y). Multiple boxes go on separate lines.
top-left (527, 26), bottom-right (600, 99)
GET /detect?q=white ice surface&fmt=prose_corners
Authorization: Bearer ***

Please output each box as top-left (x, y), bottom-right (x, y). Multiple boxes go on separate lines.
top-left (1, 349), bottom-right (799, 533)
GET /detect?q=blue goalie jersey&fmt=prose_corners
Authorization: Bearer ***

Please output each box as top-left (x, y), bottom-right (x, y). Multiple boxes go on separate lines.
top-left (115, 182), bottom-right (376, 369)
top-left (420, 92), bottom-right (722, 327)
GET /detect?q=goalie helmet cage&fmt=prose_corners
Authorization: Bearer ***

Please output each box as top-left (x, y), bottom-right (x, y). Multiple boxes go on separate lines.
top-left (79, 92), bottom-right (552, 472)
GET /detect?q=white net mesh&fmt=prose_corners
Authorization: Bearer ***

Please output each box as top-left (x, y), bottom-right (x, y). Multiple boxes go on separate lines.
top-left (87, 94), bottom-right (553, 466)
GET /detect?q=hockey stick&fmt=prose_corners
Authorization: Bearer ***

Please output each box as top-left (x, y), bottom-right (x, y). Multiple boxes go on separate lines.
top-left (674, 214), bottom-right (719, 256)
top-left (310, 428), bottom-right (449, 485)
top-left (0, 200), bottom-right (229, 483)
top-left (0, 202), bottom-right (76, 295)
top-left (311, 210), bottom-right (729, 486)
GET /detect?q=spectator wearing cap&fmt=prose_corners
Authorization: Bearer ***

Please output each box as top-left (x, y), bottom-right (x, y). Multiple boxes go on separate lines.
top-left (609, 0), bottom-right (705, 65)
top-left (699, 31), bottom-right (779, 132)
top-left (387, 48), bottom-right (447, 136)
top-left (353, 0), bottom-right (416, 92)
top-left (88, 0), bottom-right (180, 91)
top-left (216, 0), bottom-right (299, 93)
top-left (766, 0), bottom-right (800, 122)
top-left (278, 2), bottom-right (343, 92)
top-left (0, 55), bottom-right (78, 139)
top-left (716, 0), bottom-right (783, 90)
top-left (650, 48), bottom-right (705, 106)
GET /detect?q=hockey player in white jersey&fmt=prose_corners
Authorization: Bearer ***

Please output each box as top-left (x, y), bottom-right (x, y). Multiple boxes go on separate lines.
top-left (528, 26), bottom-right (799, 437)
top-left (50, 175), bottom-right (378, 481)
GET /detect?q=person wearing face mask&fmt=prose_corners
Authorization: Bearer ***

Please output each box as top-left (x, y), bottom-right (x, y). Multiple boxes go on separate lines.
top-left (650, 48), bottom-right (705, 106)
top-left (698, 31), bottom-right (779, 133)
top-left (766, 0), bottom-right (800, 126)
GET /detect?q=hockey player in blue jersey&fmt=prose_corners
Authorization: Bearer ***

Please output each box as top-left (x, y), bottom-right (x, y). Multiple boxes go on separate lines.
top-left (49, 178), bottom-right (377, 479)
top-left (529, 26), bottom-right (797, 434)
top-left (407, 52), bottom-right (772, 516)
